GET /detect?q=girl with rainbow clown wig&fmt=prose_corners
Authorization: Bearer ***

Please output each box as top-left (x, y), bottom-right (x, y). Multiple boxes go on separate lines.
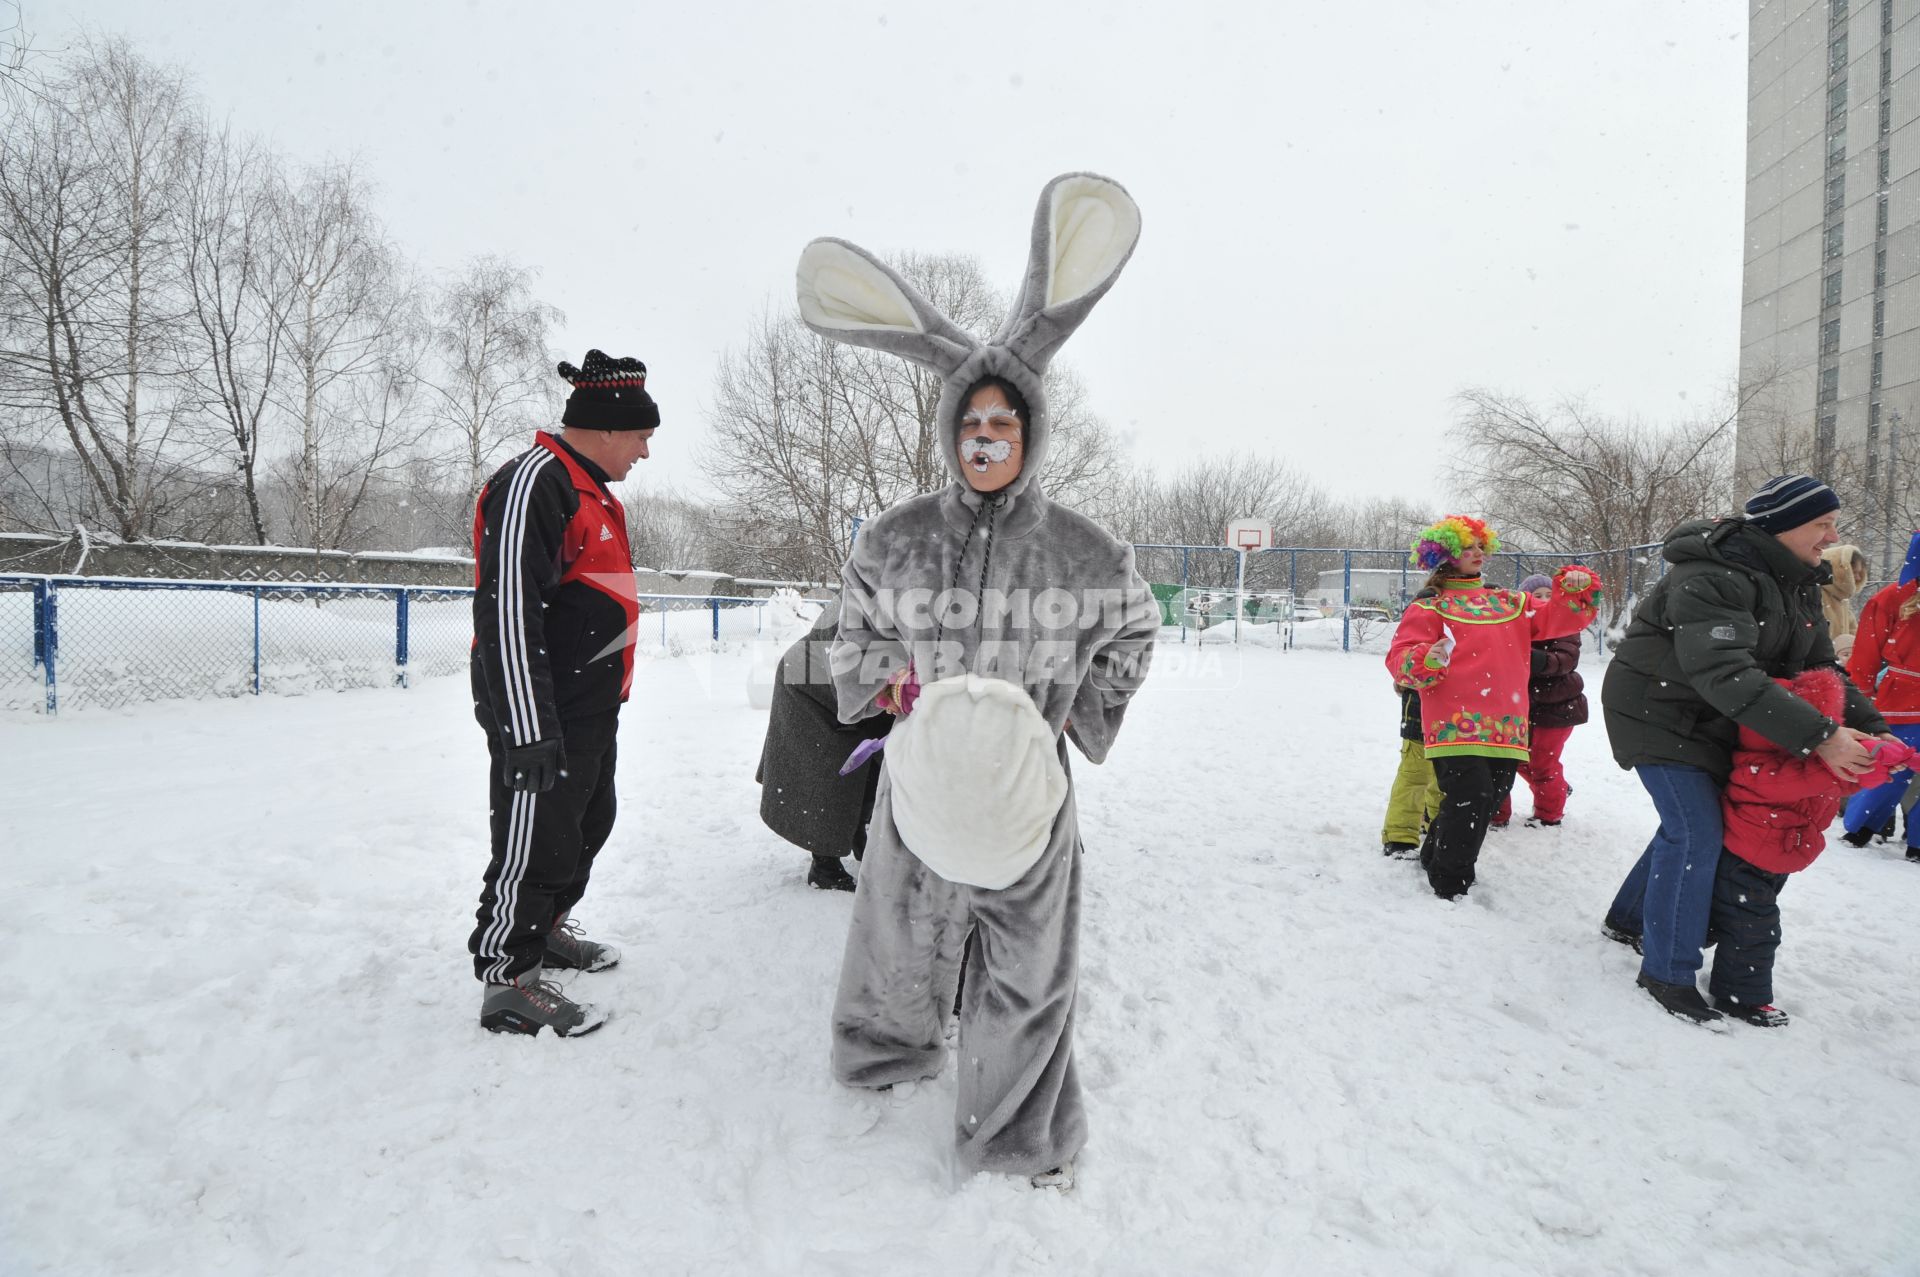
top-left (1386, 516), bottom-right (1602, 899)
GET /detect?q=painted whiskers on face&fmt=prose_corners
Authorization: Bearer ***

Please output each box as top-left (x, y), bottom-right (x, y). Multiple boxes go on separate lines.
top-left (959, 435), bottom-right (1016, 473)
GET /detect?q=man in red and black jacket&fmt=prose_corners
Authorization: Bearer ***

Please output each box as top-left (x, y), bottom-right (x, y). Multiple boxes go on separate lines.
top-left (469, 349), bottom-right (655, 1038)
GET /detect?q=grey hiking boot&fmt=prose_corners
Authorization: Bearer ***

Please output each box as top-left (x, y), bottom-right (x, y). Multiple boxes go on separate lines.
top-left (543, 916), bottom-right (620, 973)
top-left (480, 972), bottom-right (609, 1037)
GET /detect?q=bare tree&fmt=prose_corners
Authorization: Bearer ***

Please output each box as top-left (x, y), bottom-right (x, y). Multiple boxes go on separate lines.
top-left (1447, 387), bottom-right (1740, 624)
top-left (0, 36), bottom-right (207, 540)
top-left (181, 122), bottom-right (288, 543)
top-left (268, 160), bottom-right (422, 549)
top-left (417, 255), bottom-right (563, 540)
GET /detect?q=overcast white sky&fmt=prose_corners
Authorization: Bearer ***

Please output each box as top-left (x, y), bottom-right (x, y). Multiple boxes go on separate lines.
top-left (40, 0), bottom-right (1749, 508)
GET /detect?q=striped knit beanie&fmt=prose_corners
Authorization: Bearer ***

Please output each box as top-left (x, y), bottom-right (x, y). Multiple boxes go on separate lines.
top-left (1744, 474), bottom-right (1838, 535)
top-left (558, 349), bottom-right (660, 432)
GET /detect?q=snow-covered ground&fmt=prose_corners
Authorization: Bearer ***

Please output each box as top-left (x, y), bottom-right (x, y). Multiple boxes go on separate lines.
top-left (4, 641), bottom-right (1919, 1275)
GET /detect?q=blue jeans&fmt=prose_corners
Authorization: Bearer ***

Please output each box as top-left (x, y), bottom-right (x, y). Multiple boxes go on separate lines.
top-left (1841, 722), bottom-right (1920, 846)
top-left (1604, 764), bottom-right (1723, 985)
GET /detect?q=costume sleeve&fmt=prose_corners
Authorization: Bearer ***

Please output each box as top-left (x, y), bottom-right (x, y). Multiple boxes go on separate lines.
top-left (472, 456), bottom-right (573, 747)
top-left (1067, 550), bottom-right (1159, 764)
top-left (830, 519), bottom-right (912, 725)
top-left (1526, 565), bottom-right (1604, 641)
top-left (1668, 569), bottom-right (1836, 757)
top-left (1386, 604), bottom-right (1446, 690)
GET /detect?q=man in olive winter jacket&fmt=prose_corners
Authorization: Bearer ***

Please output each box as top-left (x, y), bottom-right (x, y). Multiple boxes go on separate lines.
top-left (1600, 475), bottom-right (1887, 1024)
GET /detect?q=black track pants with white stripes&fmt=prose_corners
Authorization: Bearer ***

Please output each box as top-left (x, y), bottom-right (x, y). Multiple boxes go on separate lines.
top-left (470, 710), bottom-right (619, 984)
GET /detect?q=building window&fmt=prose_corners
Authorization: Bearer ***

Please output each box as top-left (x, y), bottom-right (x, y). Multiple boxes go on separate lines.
top-left (1834, 32), bottom-right (1851, 73)
top-left (1823, 319), bottom-right (1843, 355)
top-left (1821, 367), bottom-right (1841, 404)
top-left (1884, 0), bottom-right (1893, 35)
top-left (1869, 449), bottom-right (1880, 485)
top-left (1877, 247), bottom-right (1888, 287)
top-left (1829, 173), bottom-right (1848, 213)
top-left (1874, 350), bottom-right (1885, 387)
top-left (1880, 148), bottom-right (1892, 185)
top-left (1875, 297), bottom-right (1887, 336)
top-left (1833, 0), bottom-right (1849, 27)
top-left (1831, 127), bottom-right (1849, 164)
top-left (1831, 81), bottom-right (1849, 122)
top-left (1883, 45), bottom-right (1894, 86)
top-left (1872, 401), bottom-right (1883, 427)
top-left (1826, 270), bottom-right (1845, 306)
top-left (1818, 414), bottom-right (1838, 469)
top-left (1827, 222), bottom-right (1846, 259)
top-left (1878, 196), bottom-right (1890, 235)
top-left (1882, 98), bottom-right (1893, 136)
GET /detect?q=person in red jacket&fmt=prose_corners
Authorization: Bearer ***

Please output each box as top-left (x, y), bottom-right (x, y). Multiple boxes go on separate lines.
top-left (468, 350), bottom-right (656, 1038)
top-left (1387, 516), bottom-right (1601, 899)
top-left (1839, 529), bottom-right (1920, 861)
top-left (1715, 668), bottom-right (1916, 1026)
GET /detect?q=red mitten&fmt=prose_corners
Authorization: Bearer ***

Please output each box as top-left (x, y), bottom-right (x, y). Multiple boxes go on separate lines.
top-left (1553, 564), bottom-right (1604, 612)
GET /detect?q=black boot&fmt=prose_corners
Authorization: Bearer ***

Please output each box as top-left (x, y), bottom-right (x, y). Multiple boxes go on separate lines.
top-left (806, 853), bottom-right (856, 892)
top-left (1382, 841), bottom-right (1418, 858)
top-left (1841, 826), bottom-right (1876, 849)
top-left (1600, 923), bottom-right (1643, 955)
top-left (1636, 972), bottom-right (1723, 1024)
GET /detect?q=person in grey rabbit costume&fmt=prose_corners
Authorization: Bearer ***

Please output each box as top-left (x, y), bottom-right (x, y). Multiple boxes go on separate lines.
top-left (794, 172), bottom-right (1159, 1187)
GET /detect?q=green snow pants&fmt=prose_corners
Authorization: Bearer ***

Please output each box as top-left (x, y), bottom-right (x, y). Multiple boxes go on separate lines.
top-left (1381, 738), bottom-right (1443, 846)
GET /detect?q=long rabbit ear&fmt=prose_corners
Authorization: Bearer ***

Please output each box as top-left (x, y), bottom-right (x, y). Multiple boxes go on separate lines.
top-left (796, 238), bottom-right (977, 375)
top-left (997, 173), bottom-right (1142, 373)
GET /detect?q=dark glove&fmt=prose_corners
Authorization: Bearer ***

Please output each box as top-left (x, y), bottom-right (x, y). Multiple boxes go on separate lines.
top-left (1531, 648), bottom-right (1551, 676)
top-left (503, 738), bottom-right (566, 793)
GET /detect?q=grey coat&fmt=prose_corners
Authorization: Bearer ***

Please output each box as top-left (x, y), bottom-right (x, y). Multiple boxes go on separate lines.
top-left (755, 601), bottom-right (891, 859)
top-left (798, 173), bottom-right (1155, 1178)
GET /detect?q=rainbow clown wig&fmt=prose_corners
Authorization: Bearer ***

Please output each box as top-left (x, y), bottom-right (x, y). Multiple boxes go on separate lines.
top-left (1411, 515), bottom-right (1501, 572)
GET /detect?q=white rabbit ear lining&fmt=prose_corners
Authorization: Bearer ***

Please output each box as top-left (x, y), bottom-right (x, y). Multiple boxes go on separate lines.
top-left (1044, 176), bottom-right (1141, 309)
top-left (795, 240), bottom-right (926, 335)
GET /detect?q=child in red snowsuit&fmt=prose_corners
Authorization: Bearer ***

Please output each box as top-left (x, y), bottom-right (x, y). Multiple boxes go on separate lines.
top-left (1713, 667), bottom-right (1915, 1026)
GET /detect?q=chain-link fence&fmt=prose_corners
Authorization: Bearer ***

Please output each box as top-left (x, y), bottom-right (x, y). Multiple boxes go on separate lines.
top-left (1129, 544), bottom-right (1668, 653)
top-left (0, 575), bottom-right (776, 714)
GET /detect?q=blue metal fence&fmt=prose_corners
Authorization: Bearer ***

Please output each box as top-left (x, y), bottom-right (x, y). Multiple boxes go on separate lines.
top-left (0, 575), bottom-right (778, 715)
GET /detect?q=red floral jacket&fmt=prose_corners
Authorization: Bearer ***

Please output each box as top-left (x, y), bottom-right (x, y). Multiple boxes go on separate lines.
top-left (1386, 567), bottom-right (1602, 762)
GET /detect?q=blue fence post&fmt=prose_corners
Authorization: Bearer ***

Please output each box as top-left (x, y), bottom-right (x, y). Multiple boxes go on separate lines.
top-left (40, 579), bottom-right (58, 715)
top-left (1341, 550), bottom-right (1353, 653)
top-left (252, 587), bottom-right (262, 695)
top-left (394, 588), bottom-right (410, 689)
top-left (31, 578), bottom-right (46, 672)
top-left (710, 599), bottom-right (720, 644)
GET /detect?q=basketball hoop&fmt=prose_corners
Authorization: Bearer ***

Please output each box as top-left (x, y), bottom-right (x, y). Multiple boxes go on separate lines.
top-left (1226, 518), bottom-right (1272, 553)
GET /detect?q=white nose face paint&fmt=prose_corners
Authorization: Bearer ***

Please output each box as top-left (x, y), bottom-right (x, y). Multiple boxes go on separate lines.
top-left (959, 435), bottom-right (1015, 473)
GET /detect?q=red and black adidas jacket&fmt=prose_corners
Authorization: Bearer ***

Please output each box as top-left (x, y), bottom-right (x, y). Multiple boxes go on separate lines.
top-left (470, 432), bottom-right (639, 744)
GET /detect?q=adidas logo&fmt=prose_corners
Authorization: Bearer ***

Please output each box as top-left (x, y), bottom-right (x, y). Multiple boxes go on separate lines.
top-left (599, 526), bottom-right (614, 542)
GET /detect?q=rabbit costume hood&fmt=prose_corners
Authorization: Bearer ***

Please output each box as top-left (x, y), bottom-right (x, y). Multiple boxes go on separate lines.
top-left (796, 172), bottom-right (1141, 500)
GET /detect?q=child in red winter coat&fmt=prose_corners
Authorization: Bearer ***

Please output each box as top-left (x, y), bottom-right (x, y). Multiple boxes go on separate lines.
top-left (1712, 667), bottom-right (1916, 1026)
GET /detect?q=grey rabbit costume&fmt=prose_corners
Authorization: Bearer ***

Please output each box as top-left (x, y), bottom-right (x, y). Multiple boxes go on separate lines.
top-left (795, 173), bottom-right (1159, 1179)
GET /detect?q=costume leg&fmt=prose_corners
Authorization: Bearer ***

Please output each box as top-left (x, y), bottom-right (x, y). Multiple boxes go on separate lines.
top-left (830, 776), bottom-right (969, 1088)
top-left (953, 787), bottom-right (1086, 1177)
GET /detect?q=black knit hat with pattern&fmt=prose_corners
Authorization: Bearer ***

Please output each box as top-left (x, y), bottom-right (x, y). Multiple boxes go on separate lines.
top-left (558, 349), bottom-right (660, 432)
